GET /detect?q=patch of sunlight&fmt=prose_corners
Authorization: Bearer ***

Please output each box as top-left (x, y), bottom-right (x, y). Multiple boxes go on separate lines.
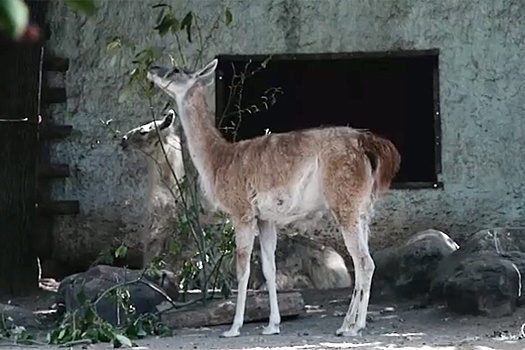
top-left (318, 341), bottom-right (382, 348)
top-left (239, 346), bottom-right (317, 350)
top-left (473, 347), bottom-right (497, 350)
top-left (376, 346), bottom-right (456, 350)
top-left (305, 304), bottom-right (327, 314)
top-left (381, 332), bottom-right (426, 337)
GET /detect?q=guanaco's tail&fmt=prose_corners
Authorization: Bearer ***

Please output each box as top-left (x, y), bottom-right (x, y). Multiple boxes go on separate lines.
top-left (358, 132), bottom-right (401, 196)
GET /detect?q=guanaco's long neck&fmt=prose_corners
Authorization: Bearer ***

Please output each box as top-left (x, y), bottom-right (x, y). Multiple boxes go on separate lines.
top-left (177, 86), bottom-right (228, 181)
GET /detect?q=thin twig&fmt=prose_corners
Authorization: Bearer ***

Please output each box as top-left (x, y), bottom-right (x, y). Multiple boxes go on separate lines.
top-left (144, 95), bottom-right (211, 303)
top-left (0, 343), bottom-right (38, 348)
top-left (92, 274), bottom-right (190, 312)
top-left (174, 31), bottom-right (186, 66)
top-left (58, 339), bottom-right (92, 348)
top-left (154, 293), bottom-right (224, 316)
top-left (193, 10), bottom-right (222, 70)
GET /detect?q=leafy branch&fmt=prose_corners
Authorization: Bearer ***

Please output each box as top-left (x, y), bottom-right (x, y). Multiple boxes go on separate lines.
top-left (106, 2), bottom-right (283, 304)
top-left (0, 0), bottom-right (96, 41)
top-left (57, 3), bottom-right (281, 347)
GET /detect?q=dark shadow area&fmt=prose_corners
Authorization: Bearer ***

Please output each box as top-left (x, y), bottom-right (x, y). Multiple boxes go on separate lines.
top-left (215, 51), bottom-right (440, 185)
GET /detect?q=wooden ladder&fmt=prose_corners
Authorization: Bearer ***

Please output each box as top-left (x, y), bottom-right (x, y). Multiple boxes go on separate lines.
top-left (36, 52), bottom-right (79, 260)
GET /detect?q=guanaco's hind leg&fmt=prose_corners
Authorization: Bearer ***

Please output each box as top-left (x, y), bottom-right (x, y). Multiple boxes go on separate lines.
top-left (335, 210), bottom-right (375, 336)
top-left (257, 219), bottom-right (281, 335)
top-left (322, 153), bottom-right (375, 336)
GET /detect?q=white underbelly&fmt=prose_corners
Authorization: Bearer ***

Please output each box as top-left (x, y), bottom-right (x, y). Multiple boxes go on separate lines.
top-left (253, 161), bottom-right (327, 225)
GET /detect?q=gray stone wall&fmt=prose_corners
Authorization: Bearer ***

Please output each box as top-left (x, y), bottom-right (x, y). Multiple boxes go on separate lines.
top-left (45, 0), bottom-right (525, 268)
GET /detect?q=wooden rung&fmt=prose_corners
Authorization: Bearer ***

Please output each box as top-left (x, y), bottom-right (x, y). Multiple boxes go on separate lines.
top-left (37, 200), bottom-right (79, 215)
top-left (43, 56), bottom-right (69, 72)
top-left (39, 124), bottom-right (72, 140)
top-left (38, 163), bottom-right (70, 178)
top-left (42, 87), bottom-right (66, 104)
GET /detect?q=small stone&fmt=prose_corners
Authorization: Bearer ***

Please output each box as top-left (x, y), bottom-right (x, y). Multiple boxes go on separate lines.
top-left (380, 306), bottom-right (395, 314)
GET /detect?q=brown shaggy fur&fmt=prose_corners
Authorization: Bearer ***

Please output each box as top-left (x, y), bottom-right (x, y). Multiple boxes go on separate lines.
top-left (184, 87), bottom-right (400, 221)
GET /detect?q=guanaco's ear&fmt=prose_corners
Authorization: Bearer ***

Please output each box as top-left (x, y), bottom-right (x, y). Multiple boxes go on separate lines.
top-left (159, 109), bottom-right (176, 130)
top-left (196, 59), bottom-right (218, 79)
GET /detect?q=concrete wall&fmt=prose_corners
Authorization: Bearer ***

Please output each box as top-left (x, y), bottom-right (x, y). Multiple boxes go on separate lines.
top-left (45, 0), bottom-right (525, 269)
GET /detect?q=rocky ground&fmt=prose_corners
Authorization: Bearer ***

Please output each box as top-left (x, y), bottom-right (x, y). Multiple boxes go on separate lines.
top-left (1, 288), bottom-right (525, 350)
top-left (1, 227), bottom-right (525, 349)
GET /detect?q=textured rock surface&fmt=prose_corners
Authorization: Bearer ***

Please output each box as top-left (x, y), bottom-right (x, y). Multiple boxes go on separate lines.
top-left (431, 227), bottom-right (525, 299)
top-left (373, 229), bottom-right (459, 299)
top-left (0, 303), bottom-right (41, 329)
top-left (441, 250), bottom-right (525, 317)
top-left (430, 227), bottom-right (525, 317)
top-left (57, 265), bottom-right (178, 325)
top-left (249, 234), bottom-right (352, 291)
top-left (45, 1), bottom-right (525, 269)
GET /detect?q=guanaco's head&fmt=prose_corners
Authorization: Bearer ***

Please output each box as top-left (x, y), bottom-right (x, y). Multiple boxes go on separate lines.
top-left (146, 58), bottom-right (218, 104)
top-left (120, 109), bottom-right (175, 155)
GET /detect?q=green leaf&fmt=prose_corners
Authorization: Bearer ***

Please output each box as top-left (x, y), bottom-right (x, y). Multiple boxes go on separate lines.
top-left (180, 11), bottom-right (193, 43)
top-left (99, 324), bottom-right (115, 342)
top-left (114, 334), bottom-right (133, 348)
top-left (225, 8), bottom-right (233, 26)
top-left (144, 82), bottom-right (154, 98)
top-left (83, 305), bottom-right (97, 324)
top-left (181, 11), bottom-right (193, 27)
top-left (62, 0), bottom-right (97, 15)
top-left (151, 3), bottom-right (170, 9)
top-left (155, 7), bottom-right (165, 26)
top-left (114, 244), bottom-right (128, 258)
top-left (0, 0), bottom-right (29, 39)
top-left (107, 37), bottom-right (122, 51)
top-left (168, 239), bottom-right (179, 255)
top-left (82, 328), bottom-right (100, 341)
top-left (136, 326), bottom-right (147, 338)
top-left (169, 17), bottom-right (180, 33)
top-left (154, 15), bottom-right (174, 37)
top-left (75, 290), bottom-right (87, 304)
top-left (58, 328), bottom-right (67, 341)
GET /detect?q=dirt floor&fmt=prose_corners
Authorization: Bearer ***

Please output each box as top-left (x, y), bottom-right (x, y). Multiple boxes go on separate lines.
top-left (2, 288), bottom-right (525, 350)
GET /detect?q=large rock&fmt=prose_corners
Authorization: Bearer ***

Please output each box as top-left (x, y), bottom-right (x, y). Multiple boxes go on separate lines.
top-left (430, 227), bottom-right (525, 317)
top-left (431, 227), bottom-right (525, 298)
top-left (373, 229), bottom-right (459, 299)
top-left (57, 265), bottom-right (179, 326)
top-left (0, 304), bottom-right (41, 329)
top-left (249, 234), bottom-right (352, 291)
top-left (442, 251), bottom-right (525, 317)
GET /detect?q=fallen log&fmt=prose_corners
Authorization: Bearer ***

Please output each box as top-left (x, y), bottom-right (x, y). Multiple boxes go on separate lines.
top-left (161, 290), bottom-right (305, 329)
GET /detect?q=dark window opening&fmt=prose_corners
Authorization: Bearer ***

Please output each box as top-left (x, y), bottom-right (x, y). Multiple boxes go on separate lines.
top-left (215, 50), bottom-right (441, 188)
